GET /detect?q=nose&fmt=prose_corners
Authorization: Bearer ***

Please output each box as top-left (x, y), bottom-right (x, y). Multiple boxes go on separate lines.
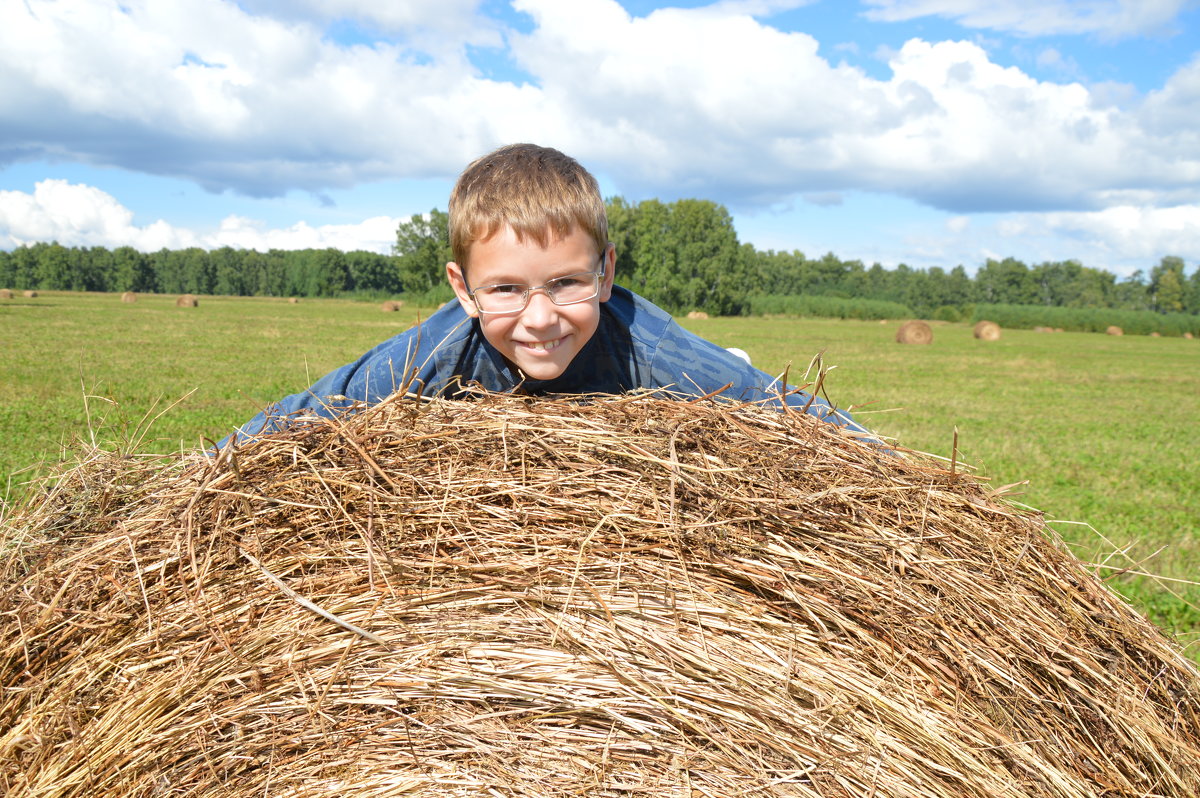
top-left (520, 287), bottom-right (559, 326)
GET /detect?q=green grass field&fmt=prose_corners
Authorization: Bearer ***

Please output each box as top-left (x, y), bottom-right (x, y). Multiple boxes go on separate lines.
top-left (4, 291), bottom-right (1198, 656)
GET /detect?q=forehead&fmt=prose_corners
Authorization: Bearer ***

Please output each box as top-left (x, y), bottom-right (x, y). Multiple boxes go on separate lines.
top-left (466, 225), bottom-right (599, 283)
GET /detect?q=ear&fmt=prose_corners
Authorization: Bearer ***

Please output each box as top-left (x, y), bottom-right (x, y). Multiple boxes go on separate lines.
top-left (446, 261), bottom-right (479, 317)
top-left (598, 244), bottom-right (616, 302)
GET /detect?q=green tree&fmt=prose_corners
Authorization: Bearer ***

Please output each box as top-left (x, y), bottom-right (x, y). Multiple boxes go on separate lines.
top-left (1150, 256), bottom-right (1186, 313)
top-left (394, 209), bottom-right (451, 295)
top-left (342, 250), bottom-right (398, 294)
top-left (1113, 270), bottom-right (1149, 310)
top-left (1185, 262), bottom-right (1200, 314)
top-left (975, 257), bottom-right (1038, 305)
top-left (212, 246), bottom-right (248, 296)
top-left (33, 242), bottom-right (72, 289)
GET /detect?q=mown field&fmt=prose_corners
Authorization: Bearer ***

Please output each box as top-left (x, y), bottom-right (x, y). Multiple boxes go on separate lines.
top-left (3, 290), bottom-right (1198, 657)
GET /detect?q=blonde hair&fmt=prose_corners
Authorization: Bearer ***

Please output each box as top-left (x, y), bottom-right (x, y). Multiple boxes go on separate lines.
top-left (449, 144), bottom-right (608, 270)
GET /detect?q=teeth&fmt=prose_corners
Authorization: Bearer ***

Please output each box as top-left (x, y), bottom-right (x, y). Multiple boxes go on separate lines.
top-left (526, 339), bottom-right (561, 352)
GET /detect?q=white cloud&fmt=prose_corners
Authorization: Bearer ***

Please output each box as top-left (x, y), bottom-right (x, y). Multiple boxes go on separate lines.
top-left (860, 0), bottom-right (1192, 38)
top-left (1021, 204), bottom-right (1200, 261)
top-left (509, 2), bottom-right (1198, 212)
top-left (946, 215), bottom-right (970, 233)
top-left (0, 0), bottom-right (535, 195)
top-left (0, 180), bottom-right (400, 253)
top-left (0, 0), bottom-right (1197, 241)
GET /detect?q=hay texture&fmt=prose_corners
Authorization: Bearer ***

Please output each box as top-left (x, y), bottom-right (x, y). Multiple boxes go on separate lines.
top-left (895, 320), bottom-right (932, 344)
top-left (973, 320), bottom-right (1001, 341)
top-left (288, 297), bottom-right (300, 304)
top-left (3, 395), bottom-right (1200, 797)
top-left (380, 300), bottom-right (403, 312)
top-left (0, 288), bottom-right (12, 299)
top-left (175, 294), bottom-right (199, 307)
top-left (1106, 325), bottom-right (1123, 336)
top-left (686, 310), bottom-right (709, 319)
top-left (22, 290), bottom-right (37, 298)
top-left (120, 292), bottom-right (137, 303)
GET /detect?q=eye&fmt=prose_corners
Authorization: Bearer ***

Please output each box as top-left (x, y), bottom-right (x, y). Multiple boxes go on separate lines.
top-left (480, 283), bottom-right (523, 296)
top-left (551, 276), bottom-right (583, 288)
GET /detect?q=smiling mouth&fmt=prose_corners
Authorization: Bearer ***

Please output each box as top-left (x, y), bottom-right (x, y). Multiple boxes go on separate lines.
top-left (522, 337), bottom-right (565, 352)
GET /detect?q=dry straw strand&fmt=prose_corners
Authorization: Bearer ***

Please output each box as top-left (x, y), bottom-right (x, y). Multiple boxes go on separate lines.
top-left (2, 393), bottom-right (1199, 797)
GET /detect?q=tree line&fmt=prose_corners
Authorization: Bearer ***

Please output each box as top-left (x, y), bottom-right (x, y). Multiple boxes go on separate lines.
top-left (2, 197), bottom-right (1198, 319)
top-left (0, 244), bottom-right (400, 298)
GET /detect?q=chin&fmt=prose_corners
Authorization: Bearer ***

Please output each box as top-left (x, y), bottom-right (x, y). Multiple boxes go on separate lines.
top-left (513, 359), bottom-right (571, 382)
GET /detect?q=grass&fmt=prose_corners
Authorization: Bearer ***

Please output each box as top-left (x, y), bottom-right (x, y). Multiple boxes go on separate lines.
top-left (4, 292), bottom-right (1199, 657)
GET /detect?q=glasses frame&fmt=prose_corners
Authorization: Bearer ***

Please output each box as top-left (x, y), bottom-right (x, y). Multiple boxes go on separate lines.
top-left (466, 253), bottom-right (607, 316)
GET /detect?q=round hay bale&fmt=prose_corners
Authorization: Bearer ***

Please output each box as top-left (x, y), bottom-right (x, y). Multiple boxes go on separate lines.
top-left (1106, 325), bottom-right (1124, 336)
top-left (973, 320), bottom-right (1001, 341)
top-left (380, 300), bottom-right (402, 312)
top-left (175, 293), bottom-right (199, 307)
top-left (0, 288), bottom-right (12, 299)
top-left (1185, 332), bottom-right (1194, 340)
top-left (22, 289), bottom-right (37, 298)
top-left (1150, 331), bottom-right (1162, 338)
top-left (895, 319), bottom-right (932, 344)
top-left (4, 395), bottom-right (1200, 797)
top-left (120, 291), bottom-right (137, 303)
top-left (686, 310), bottom-right (709, 319)
top-left (288, 296), bottom-right (300, 304)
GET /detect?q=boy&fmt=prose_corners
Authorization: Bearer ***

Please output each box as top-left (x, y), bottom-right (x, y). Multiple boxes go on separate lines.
top-left (223, 144), bottom-right (865, 444)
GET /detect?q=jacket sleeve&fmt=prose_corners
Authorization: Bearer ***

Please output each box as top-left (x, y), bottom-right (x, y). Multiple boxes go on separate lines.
top-left (643, 317), bottom-right (870, 435)
top-left (219, 327), bottom-right (428, 446)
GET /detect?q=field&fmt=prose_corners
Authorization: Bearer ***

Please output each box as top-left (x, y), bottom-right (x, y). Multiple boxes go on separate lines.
top-left (3, 290), bottom-right (1198, 656)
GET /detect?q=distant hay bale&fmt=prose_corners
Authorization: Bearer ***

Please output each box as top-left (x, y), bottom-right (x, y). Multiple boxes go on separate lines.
top-left (972, 320), bottom-right (1001, 341)
top-left (1150, 331), bottom-right (1162, 337)
top-left (895, 319), bottom-right (932, 344)
top-left (288, 296), bottom-right (300, 304)
top-left (4, 394), bottom-right (1199, 797)
top-left (120, 291), bottom-right (137, 303)
top-left (1054, 327), bottom-right (1065, 333)
top-left (175, 293), bottom-right (199, 307)
top-left (1033, 326), bottom-right (1051, 333)
top-left (1185, 332), bottom-right (1195, 340)
top-left (1106, 325), bottom-right (1124, 336)
top-left (686, 310), bottom-right (709, 319)
top-left (22, 290), bottom-right (37, 298)
top-left (380, 300), bottom-right (403, 312)
top-left (0, 288), bottom-right (12, 299)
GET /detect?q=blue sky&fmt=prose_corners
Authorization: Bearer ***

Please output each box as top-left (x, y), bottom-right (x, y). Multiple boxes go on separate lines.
top-left (2, 0), bottom-right (1198, 277)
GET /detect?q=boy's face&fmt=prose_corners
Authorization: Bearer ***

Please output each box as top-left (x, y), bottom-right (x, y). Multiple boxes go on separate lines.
top-left (446, 225), bottom-right (615, 382)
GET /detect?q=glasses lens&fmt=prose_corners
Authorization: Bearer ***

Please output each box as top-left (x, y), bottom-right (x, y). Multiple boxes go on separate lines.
top-left (473, 271), bottom-right (600, 313)
top-left (546, 272), bottom-right (599, 305)
top-left (474, 284), bottom-right (525, 313)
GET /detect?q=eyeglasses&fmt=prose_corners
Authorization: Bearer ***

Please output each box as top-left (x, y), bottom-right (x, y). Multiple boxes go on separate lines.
top-left (467, 255), bottom-right (605, 315)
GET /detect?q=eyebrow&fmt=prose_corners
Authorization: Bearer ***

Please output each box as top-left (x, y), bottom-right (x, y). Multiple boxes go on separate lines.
top-left (472, 259), bottom-right (599, 287)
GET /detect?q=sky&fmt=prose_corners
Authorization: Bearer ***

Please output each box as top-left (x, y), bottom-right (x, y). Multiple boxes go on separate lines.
top-left (1, 0), bottom-right (1198, 278)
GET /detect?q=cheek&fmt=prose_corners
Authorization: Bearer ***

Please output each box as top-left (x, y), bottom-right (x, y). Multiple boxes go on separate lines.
top-left (477, 315), bottom-right (516, 348)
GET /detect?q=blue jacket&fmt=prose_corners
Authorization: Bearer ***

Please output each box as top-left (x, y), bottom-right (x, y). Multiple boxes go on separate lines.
top-left (223, 286), bottom-right (865, 445)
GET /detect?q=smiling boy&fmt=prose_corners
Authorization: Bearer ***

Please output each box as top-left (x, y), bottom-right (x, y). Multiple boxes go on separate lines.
top-left (224, 144), bottom-right (865, 444)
